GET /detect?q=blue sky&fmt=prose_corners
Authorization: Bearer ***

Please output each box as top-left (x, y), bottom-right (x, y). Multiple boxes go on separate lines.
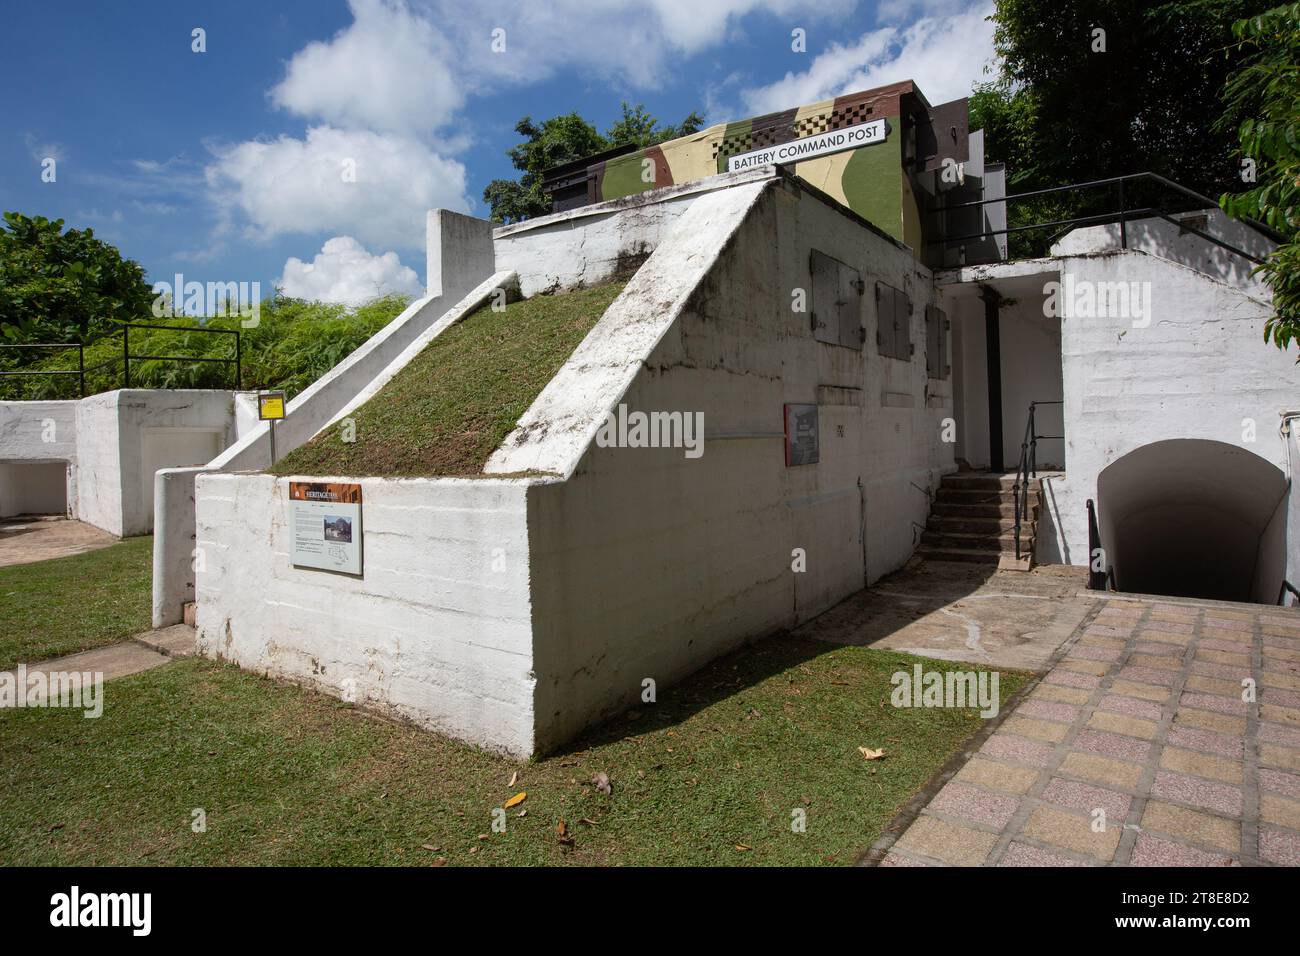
top-left (2, 0), bottom-right (996, 304)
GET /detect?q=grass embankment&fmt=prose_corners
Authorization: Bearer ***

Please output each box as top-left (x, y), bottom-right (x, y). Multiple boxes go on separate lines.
top-left (0, 536), bottom-right (153, 669)
top-left (0, 295), bottom-right (411, 401)
top-left (0, 638), bottom-right (1027, 866)
top-left (272, 281), bottom-right (626, 478)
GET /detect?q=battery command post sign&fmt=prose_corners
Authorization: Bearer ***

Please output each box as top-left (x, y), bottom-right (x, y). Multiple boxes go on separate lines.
top-left (289, 481), bottom-right (363, 576)
top-left (727, 118), bottom-right (888, 172)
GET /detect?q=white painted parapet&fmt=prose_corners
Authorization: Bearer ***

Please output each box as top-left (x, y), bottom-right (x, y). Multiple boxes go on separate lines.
top-left (152, 210), bottom-right (500, 626)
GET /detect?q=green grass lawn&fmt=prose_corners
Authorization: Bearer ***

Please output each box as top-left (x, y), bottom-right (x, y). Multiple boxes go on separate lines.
top-left (0, 638), bottom-right (1026, 866)
top-left (0, 536), bottom-right (153, 670)
top-left (273, 281), bottom-right (626, 478)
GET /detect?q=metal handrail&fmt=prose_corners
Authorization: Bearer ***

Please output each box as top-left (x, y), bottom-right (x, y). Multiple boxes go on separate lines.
top-left (0, 342), bottom-right (86, 397)
top-left (1280, 580), bottom-right (1300, 607)
top-left (928, 171), bottom-right (1279, 265)
top-left (120, 321), bottom-right (241, 390)
top-left (1012, 400), bottom-right (1063, 560)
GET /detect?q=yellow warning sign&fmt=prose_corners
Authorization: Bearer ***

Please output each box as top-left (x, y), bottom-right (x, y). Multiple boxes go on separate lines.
top-left (258, 392), bottom-right (286, 420)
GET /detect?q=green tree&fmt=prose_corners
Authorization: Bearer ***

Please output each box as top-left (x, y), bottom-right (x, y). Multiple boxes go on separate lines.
top-left (482, 103), bottom-right (705, 223)
top-left (0, 212), bottom-right (154, 345)
top-left (1217, 3), bottom-right (1300, 357)
top-left (979, 1), bottom-right (1262, 254)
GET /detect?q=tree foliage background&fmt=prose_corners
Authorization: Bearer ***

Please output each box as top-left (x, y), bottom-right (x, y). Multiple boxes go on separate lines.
top-left (483, 102), bottom-right (703, 223)
top-left (1216, 3), bottom-right (1300, 357)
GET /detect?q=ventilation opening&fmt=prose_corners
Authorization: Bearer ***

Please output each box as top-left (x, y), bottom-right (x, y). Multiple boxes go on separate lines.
top-left (0, 460), bottom-right (69, 518)
top-left (1096, 439), bottom-right (1289, 604)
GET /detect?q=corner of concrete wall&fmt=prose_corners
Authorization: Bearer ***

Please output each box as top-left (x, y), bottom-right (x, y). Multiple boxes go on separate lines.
top-left (153, 465), bottom-right (207, 627)
top-left (427, 209), bottom-right (496, 299)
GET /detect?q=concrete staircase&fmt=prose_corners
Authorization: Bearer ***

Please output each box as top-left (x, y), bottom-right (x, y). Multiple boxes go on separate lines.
top-left (918, 472), bottom-right (1039, 571)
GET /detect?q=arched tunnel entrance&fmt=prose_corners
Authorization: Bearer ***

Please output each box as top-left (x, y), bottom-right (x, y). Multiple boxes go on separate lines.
top-left (1097, 439), bottom-right (1290, 604)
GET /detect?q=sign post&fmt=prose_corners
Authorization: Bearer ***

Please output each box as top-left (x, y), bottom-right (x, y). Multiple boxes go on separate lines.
top-left (258, 391), bottom-right (286, 466)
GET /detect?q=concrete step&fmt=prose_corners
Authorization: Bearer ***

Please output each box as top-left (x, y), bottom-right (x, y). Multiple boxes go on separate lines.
top-left (915, 545), bottom-right (1002, 565)
top-left (939, 473), bottom-right (1022, 491)
top-left (933, 501), bottom-right (1039, 519)
top-left (922, 530), bottom-right (1034, 552)
top-left (933, 488), bottom-right (1038, 507)
top-left (927, 515), bottom-right (1019, 534)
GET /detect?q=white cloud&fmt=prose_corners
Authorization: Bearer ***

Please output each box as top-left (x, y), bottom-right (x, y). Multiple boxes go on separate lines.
top-left (205, 125), bottom-right (468, 250)
top-left (740, 3), bottom-right (995, 114)
top-left (271, 0), bottom-right (463, 134)
top-left (278, 236), bottom-right (424, 305)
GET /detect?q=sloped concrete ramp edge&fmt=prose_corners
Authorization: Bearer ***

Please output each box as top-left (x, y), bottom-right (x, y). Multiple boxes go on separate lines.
top-left (485, 179), bottom-right (772, 478)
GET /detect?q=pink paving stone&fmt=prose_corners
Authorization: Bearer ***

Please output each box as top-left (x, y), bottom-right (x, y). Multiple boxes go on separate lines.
top-left (1200, 637), bottom-right (1253, 653)
top-left (1261, 659), bottom-right (1300, 677)
top-left (879, 852), bottom-right (929, 867)
top-left (1259, 723), bottom-right (1300, 748)
top-left (1263, 687), bottom-right (1300, 709)
top-left (1040, 777), bottom-right (1132, 818)
top-left (1019, 699), bottom-right (1083, 723)
top-left (1131, 834), bottom-right (1237, 867)
top-left (1117, 666), bottom-right (1179, 688)
top-left (981, 733), bottom-right (1057, 768)
top-left (1085, 624), bottom-right (1133, 639)
top-left (1074, 728), bottom-right (1152, 762)
top-left (1098, 693), bottom-right (1164, 721)
top-left (1264, 635), bottom-right (1300, 650)
top-left (1259, 768), bottom-right (1300, 800)
top-left (1189, 660), bottom-right (1251, 680)
top-left (1203, 617), bottom-right (1253, 633)
top-left (1260, 827), bottom-right (1300, 866)
top-left (1144, 620), bottom-right (1195, 635)
top-left (998, 841), bottom-right (1088, 867)
top-left (1133, 641), bottom-right (1182, 657)
top-left (1045, 670), bottom-right (1102, 690)
top-left (929, 781), bottom-right (1020, 829)
top-left (1180, 692), bottom-right (1247, 716)
top-left (1167, 725), bottom-right (1243, 758)
top-left (1069, 645), bottom-right (1123, 663)
top-left (1151, 770), bottom-right (1243, 816)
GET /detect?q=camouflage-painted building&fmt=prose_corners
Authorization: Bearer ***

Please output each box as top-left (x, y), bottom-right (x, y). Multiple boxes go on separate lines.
top-left (543, 80), bottom-right (970, 263)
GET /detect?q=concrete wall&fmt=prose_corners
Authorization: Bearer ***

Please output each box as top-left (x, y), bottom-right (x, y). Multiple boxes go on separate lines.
top-left (494, 168), bottom-right (775, 298)
top-left (153, 210), bottom-right (499, 626)
top-left (194, 472), bottom-right (540, 756)
top-left (0, 400), bottom-right (78, 517)
top-left (1042, 251), bottom-right (1298, 580)
top-left (497, 178), bottom-right (954, 750)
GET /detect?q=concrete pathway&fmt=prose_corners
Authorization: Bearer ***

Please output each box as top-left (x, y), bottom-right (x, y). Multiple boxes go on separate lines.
top-left (873, 596), bottom-right (1300, 866)
top-left (1, 625), bottom-right (195, 703)
top-left (801, 559), bottom-right (1093, 672)
top-left (0, 516), bottom-right (117, 568)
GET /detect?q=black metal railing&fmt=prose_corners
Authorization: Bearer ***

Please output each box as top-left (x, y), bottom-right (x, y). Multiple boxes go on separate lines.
top-left (1012, 400), bottom-right (1063, 560)
top-left (1, 323), bottom-right (242, 398)
top-left (0, 342), bottom-right (87, 397)
top-left (121, 322), bottom-right (241, 390)
top-left (1085, 498), bottom-right (1118, 591)
top-left (1280, 580), bottom-right (1300, 608)
top-left (929, 171), bottom-right (1280, 266)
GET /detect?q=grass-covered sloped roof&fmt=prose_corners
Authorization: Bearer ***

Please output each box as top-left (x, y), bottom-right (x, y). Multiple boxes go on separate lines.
top-left (271, 280), bottom-right (627, 478)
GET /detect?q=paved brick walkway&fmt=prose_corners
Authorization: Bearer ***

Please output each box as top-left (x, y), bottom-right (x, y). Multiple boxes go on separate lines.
top-left (878, 597), bottom-right (1300, 866)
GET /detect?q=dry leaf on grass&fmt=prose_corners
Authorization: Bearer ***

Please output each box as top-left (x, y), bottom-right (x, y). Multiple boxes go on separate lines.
top-left (556, 820), bottom-right (574, 846)
top-left (508, 771), bottom-right (518, 787)
top-left (858, 747), bottom-right (886, 760)
top-left (504, 792), bottom-right (527, 809)
top-left (591, 772), bottom-right (612, 795)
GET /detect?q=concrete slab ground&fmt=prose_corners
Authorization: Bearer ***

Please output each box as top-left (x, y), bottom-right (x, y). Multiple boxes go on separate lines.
top-left (0, 516), bottom-right (116, 568)
top-left (0, 625), bottom-right (195, 704)
top-left (871, 595), bottom-right (1300, 867)
top-left (799, 559), bottom-right (1094, 672)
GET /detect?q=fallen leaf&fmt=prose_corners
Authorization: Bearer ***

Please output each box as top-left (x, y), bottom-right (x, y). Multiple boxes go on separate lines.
top-left (504, 791), bottom-right (527, 809)
top-left (735, 843), bottom-right (751, 851)
top-left (432, 857), bottom-right (447, 867)
top-left (420, 844), bottom-right (440, 852)
top-left (469, 846), bottom-right (479, 855)
top-left (579, 817), bottom-right (598, 826)
top-left (556, 820), bottom-right (574, 846)
top-left (858, 747), bottom-right (886, 760)
top-left (477, 833), bottom-right (489, 841)
top-left (591, 772), bottom-right (612, 795)
top-left (516, 809), bottom-right (527, 817)
top-left (508, 771), bottom-right (518, 787)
